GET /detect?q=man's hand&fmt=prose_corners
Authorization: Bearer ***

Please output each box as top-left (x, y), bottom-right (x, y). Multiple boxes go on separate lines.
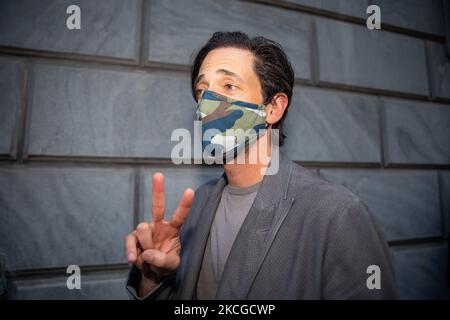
top-left (125, 172), bottom-right (195, 297)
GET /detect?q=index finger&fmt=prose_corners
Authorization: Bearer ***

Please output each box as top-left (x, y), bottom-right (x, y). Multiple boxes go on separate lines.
top-left (170, 188), bottom-right (195, 229)
top-left (152, 172), bottom-right (165, 222)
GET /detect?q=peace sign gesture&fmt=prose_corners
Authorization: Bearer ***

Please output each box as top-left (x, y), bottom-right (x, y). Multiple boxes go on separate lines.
top-left (126, 173), bottom-right (194, 296)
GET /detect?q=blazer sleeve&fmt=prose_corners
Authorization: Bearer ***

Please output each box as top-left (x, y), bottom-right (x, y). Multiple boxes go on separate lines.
top-left (321, 198), bottom-right (397, 299)
top-left (126, 265), bottom-right (176, 300)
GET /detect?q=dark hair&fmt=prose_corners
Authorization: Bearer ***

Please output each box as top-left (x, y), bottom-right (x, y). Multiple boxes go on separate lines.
top-left (191, 31), bottom-right (295, 146)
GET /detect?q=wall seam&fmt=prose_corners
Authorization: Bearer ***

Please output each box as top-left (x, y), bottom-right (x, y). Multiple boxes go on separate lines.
top-left (14, 58), bottom-right (32, 162)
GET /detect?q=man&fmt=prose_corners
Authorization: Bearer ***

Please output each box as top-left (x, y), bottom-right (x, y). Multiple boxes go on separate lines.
top-left (125, 31), bottom-right (397, 299)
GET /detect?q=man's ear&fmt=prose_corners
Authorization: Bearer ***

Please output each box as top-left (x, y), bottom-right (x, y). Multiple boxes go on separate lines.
top-left (266, 93), bottom-right (289, 125)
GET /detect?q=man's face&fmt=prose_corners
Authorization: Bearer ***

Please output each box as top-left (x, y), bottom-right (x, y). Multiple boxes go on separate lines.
top-left (194, 47), bottom-right (264, 105)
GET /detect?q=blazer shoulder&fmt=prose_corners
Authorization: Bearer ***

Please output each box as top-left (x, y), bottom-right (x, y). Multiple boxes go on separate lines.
top-left (288, 162), bottom-right (364, 215)
top-left (286, 163), bottom-right (383, 244)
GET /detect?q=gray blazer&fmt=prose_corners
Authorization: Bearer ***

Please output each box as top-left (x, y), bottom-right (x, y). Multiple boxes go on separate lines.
top-left (127, 152), bottom-right (397, 299)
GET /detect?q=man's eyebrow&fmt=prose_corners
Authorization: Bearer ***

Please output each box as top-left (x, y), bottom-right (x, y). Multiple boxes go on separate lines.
top-left (216, 68), bottom-right (244, 82)
top-left (194, 68), bottom-right (244, 88)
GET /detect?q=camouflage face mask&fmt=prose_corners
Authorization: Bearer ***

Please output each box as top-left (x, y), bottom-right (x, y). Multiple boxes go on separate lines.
top-left (196, 90), bottom-right (268, 162)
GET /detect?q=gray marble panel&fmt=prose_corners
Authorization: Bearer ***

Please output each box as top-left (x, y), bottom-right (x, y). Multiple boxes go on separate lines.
top-left (0, 166), bottom-right (134, 271)
top-left (27, 63), bottom-right (195, 158)
top-left (392, 244), bottom-right (449, 300)
top-left (0, 0), bottom-right (139, 60)
top-left (371, 0), bottom-right (445, 36)
top-left (283, 87), bottom-right (382, 163)
top-left (383, 99), bottom-right (450, 165)
top-left (316, 17), bottom-right (429, 96)
top-left (8, 270), bottom-right (129, 300)
top-left (428, 43), bottom-right (450, 100)
top-left (283, 0), bottom-right (368, 18)
top-left (147, 0), bottom-right (311, 80)
top-left (0, 56), bottom-right (24, 156)
top-left (440, 172), bottom-right (450, 238)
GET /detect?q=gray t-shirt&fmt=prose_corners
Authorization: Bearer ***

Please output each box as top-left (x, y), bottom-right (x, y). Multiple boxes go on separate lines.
top-left (196, 181), bottom-right (261, 299)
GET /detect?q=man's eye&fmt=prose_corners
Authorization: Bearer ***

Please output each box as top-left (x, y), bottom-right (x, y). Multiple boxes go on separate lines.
top-left (225, 84), bottom-right (237, 91)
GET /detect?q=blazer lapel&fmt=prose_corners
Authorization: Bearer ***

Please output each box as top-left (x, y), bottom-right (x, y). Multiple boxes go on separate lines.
top-left (215, 153), bottom-right (295, 299)
top-left (176, 174), bottom-right (227, 299)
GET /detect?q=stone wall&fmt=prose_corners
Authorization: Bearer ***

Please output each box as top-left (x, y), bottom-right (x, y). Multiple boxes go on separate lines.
top-left (0, 0), bottom-right (449, 299)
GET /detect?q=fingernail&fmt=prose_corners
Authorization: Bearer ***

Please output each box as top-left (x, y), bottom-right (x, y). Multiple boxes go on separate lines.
top-left (128, 253), bottom-right (134, 262)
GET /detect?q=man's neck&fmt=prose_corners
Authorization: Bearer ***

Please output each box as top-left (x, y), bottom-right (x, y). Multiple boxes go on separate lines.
top-left (223, 162), bottom-right (264, 188)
